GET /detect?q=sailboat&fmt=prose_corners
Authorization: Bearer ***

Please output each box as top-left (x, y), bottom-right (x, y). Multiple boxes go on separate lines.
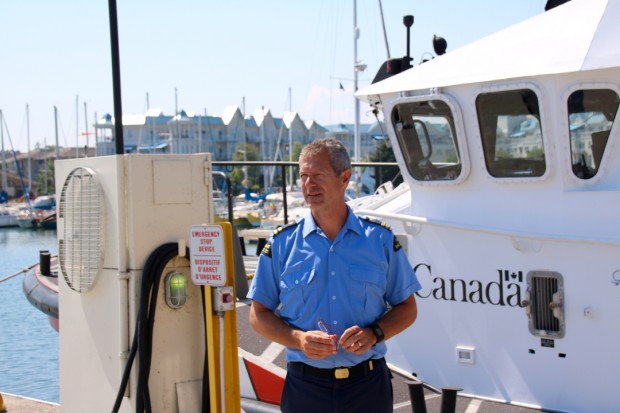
top-left (0, 110), bottom-right (24, 228)
top-left (15, 106), bottom-right (58, 229)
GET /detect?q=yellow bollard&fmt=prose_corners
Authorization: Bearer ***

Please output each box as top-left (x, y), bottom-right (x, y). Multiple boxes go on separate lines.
top-left (200, 222), bottom-right (240, 413)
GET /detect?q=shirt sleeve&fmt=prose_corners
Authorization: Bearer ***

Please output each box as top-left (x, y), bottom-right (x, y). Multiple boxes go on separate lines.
top-left (385, 233), bottom-right (422, 306)
top-left (246, 239), bottom-right (281, 311)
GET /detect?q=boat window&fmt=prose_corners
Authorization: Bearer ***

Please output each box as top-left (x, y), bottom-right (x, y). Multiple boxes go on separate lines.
top-left (476, 89), bottom-right (546, 178)
top-left (391, 100), bottom-right (462, 181)
top-left (568, 89), bottom-right (619, 179)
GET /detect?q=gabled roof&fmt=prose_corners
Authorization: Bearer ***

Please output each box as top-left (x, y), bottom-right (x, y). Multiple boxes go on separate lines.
top-left (357, 0), bottom-right (618, 98)
top-left (252, 107), bottom-right (272, 126)
top-left (305, 120), bottom-right (328, 132)
top-left (282, 112), bottom-right (307, 130)
top-left (221, 105), bottom-right (242, 124)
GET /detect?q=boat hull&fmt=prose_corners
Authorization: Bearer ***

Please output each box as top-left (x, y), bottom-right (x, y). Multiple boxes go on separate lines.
top-left (22, 258), bottom-right (59, 332)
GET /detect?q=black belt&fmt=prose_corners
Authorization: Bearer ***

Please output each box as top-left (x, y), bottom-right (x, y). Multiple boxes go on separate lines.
top-left (288, 358), bottom-right (383, 380)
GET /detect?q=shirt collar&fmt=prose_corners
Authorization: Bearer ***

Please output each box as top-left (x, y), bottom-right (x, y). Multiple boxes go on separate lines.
top-left (301, 206), bottom-right (363, 238)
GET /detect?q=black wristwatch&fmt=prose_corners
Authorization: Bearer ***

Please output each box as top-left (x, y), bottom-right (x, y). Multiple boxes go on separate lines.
top-left (369, 322), bottom-right (385, 344)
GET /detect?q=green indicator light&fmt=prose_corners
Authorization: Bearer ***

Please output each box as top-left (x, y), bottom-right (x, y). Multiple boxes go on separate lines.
top-left (165, 271), bottom-right (188, 309)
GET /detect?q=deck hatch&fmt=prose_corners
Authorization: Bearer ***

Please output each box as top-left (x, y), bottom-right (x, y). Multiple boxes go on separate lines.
top-left (524, 271), bottom-right (565, 339)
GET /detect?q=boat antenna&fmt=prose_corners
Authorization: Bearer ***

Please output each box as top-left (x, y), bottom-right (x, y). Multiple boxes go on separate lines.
top-left (403, 15), bottom-right (414, 70)
top-left (369, 14), bottom-right (415, 84)
top-left (108, 0), bottom-right (124, 154)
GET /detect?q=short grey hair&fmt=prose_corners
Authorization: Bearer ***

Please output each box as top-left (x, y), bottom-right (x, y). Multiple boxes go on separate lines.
top-left (300, 138), bottom-right (351, 175)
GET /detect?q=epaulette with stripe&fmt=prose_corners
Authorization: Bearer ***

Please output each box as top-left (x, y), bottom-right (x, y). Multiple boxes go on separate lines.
top-left (362, 216), bottom-right (392, 231)
top-left (272, 221), bottom-right (299, 237)
top-left (261, 221), bottom-right (299, 257)
top-left (362, 216), bottom-right (401, 252)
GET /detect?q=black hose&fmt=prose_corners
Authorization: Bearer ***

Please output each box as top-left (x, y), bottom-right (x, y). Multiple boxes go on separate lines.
top-left (111, 243), bottom-right (185, 413)
top-left (137, 243), bottom-right (181, 413)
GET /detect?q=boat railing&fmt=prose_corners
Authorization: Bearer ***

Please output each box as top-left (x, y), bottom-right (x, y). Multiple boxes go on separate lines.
top-left (356, 209), bottom-right (620, 246)
top-left (211, 160), bottom-right (398, 226)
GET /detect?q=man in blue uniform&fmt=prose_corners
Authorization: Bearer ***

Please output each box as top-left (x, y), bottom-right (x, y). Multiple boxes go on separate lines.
top-left (248, 138), bottom-right (421, 412)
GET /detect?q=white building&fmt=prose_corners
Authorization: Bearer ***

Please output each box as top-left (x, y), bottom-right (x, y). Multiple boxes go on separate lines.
top-left (94, 107), bottom-right (385, 162)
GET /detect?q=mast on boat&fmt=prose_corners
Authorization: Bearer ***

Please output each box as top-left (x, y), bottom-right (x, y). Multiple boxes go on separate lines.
top-left (352, 0), bottom-right (366, 197)
top-left (54, 106), bottom-right (60, 160)
top-left (75, 95), bottom-right (79, 158)
top-left (83, 102), bottom-right (90, 157)
top-left (1, 110), bottom-right (7, 194)
top-left (288, 87), bottom-right (293, 190)
top-left (26, 104), bottom-right (32, 193)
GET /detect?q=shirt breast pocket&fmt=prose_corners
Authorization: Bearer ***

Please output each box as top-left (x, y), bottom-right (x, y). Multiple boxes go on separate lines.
top-left (348, 264), bottom-right (386, 317)
top-left (279, 266), bottom-right (315, 320)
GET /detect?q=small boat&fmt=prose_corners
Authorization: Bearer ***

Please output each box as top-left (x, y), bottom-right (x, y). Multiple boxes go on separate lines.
top-left (260, 193), bottom-right (308, 229)
top-left (15, 195), bottom-right (56, 229)
top-left (22, 251), bottom-right (59, 332)
top-left (39, 212), bottom-right (57, 230)
top-left (0, 205), bottom-right (19, 227)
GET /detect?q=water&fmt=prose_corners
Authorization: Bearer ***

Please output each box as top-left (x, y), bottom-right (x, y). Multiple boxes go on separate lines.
top-left (0, 227), bottom-right (59, 403)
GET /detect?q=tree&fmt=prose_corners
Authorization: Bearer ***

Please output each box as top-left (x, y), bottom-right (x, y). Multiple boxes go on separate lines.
top-left (230, 143), bottom-right (261, 194)
top-left (35, 159), bottom-right (55, 195)
top-left (369, 139), bottom-right (402, 190)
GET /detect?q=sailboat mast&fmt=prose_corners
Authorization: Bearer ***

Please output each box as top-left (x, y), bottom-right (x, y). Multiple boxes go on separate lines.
top-left (0, 110), bottom-right (7, 192)
top-left (84, 102), bottom-right (89, 157)
top-left (75, 94), bottom-right (79, 157)
top-left (26, 104), bottom-right (32, 192)
top-left (175, 87), bottom-right (180, 154)
top-left (44, 137), bottom-right (48, 194)
top-left (378, 0), bottom-right (390, 59)
top-left (353, 0), bottom-right (361, 196)
top-left (288, 87), bottom-right (293, 190)
top-left (243, 96), bottom-right (247, 182)
top-left (54, 106), bottom-right (60, 160)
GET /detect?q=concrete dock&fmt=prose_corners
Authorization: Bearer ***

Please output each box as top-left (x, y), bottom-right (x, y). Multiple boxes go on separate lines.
top-left (0, 393), bottom-right (59, 413)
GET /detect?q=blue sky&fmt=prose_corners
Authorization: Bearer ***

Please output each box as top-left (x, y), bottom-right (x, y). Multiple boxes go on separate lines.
top-left (1, 0), bottom-right (547, 152)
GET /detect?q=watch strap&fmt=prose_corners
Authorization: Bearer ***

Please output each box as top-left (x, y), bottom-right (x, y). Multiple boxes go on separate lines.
top-left (369, 322), bottom-right (385, 344)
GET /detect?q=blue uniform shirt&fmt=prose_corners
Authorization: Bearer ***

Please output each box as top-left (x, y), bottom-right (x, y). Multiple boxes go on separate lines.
top-left (247, 207), bottom-right (421, 368)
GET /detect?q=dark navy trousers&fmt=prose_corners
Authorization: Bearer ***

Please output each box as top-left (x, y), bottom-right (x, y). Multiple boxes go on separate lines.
top-left (280, 358), bottom-right (393, 413)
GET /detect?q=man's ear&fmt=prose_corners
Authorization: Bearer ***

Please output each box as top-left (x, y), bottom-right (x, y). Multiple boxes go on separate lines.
top-left (342, 169), bottom-right (353, 184)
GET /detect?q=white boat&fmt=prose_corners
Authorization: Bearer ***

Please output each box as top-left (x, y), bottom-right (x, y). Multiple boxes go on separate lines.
top-left (353, 0), bottom-right (620, 412)
top-left (15, 195), bottom-right (56, 229)
top-left (0, 205), bottom-right (19, 227)
top-left (260, 192), bottom-right (308, 229)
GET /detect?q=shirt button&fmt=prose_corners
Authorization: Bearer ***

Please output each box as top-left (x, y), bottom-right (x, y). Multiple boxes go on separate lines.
top-left (295, 280), bottom-right (299, 284)
top-left (333, 320), bottom-right (338, 325)
top-left (332, 296), bottom-right (336, 300)
top-left (331, 271), bottom-right (335, 276)
top-left (330, 246), bottom-right (334, 252)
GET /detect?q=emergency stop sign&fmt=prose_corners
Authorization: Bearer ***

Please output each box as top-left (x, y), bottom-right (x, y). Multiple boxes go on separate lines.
top-left (189, 225), bottom-right (227, 286)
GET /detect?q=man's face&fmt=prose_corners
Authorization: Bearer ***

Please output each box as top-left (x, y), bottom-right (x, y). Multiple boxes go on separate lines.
top-left (299, 150), bottom-right (351, 213)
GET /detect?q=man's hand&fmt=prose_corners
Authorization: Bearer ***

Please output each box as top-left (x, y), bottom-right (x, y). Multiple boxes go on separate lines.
top-left (250, 301), bottom-right (338, 359)
top-left (299, 330), bottom-right (338, 359)
top-left (339, 326), bottom-right (375, 354)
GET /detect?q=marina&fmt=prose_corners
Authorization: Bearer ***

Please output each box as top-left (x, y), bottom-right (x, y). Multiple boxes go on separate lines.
top-left (0, 226), bottom-right (547, 413)
top-left (1, 0), bottom-right (619, 412)
top-left (0, 227), bottom-right (58, 404)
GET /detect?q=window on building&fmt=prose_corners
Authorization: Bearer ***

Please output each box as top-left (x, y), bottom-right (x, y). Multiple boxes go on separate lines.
top-left (391, 99), bottom-right (462, 181)
top-left (568, 89), bottom-right (619, 179)
top-left (476, 89), bottom-right (545, 178)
